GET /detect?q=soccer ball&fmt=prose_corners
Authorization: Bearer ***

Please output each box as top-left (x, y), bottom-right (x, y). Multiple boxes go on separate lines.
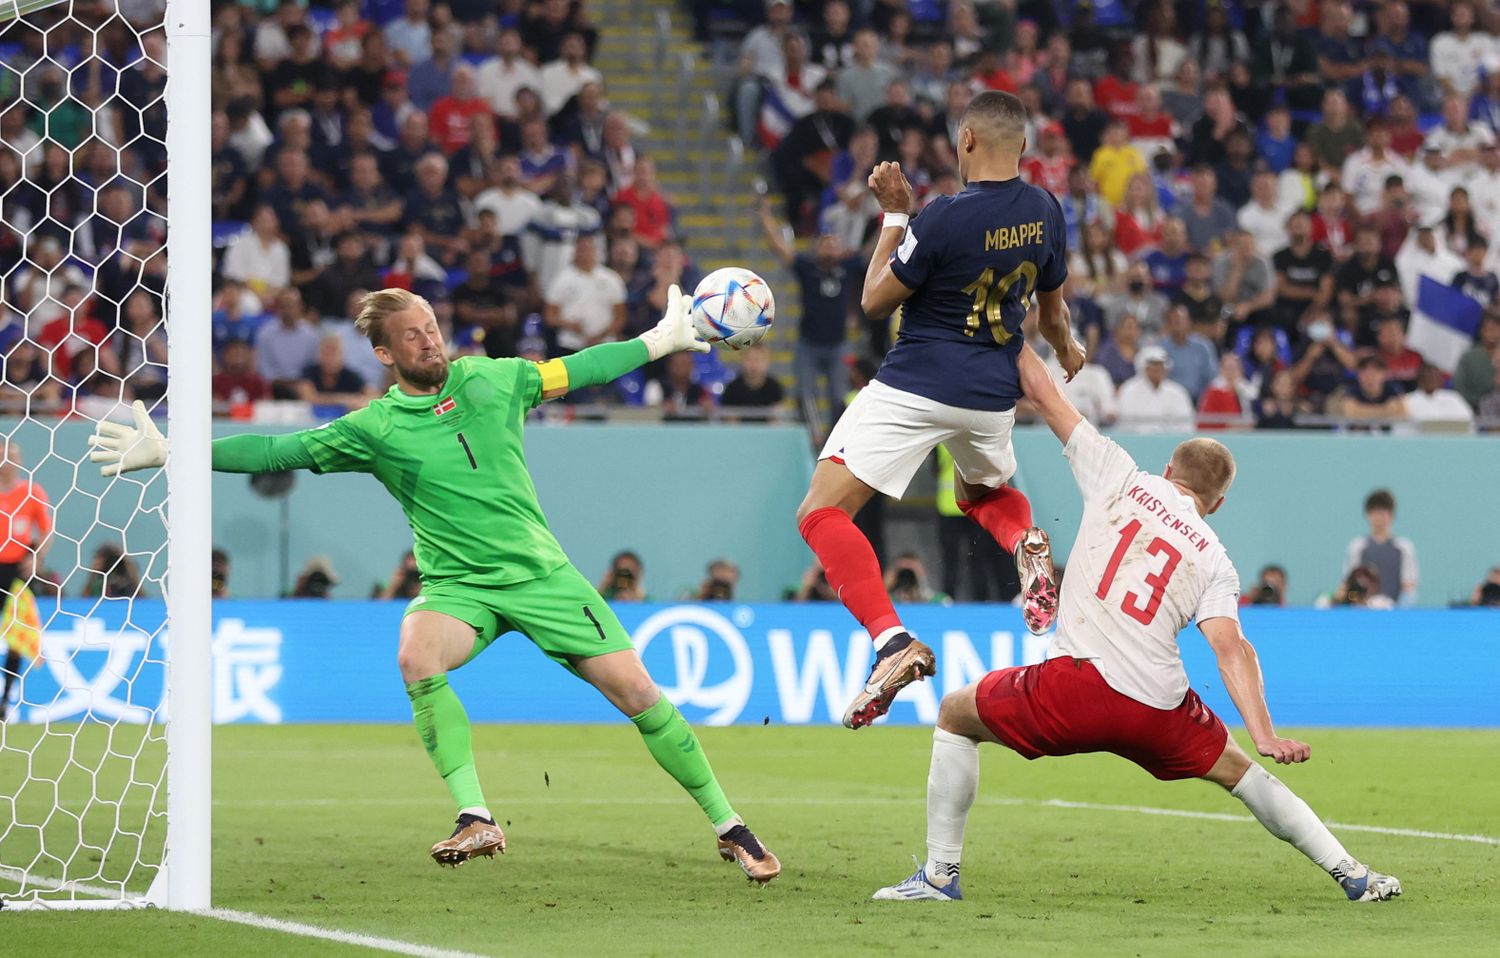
top-left (691, 267), bottom-right (775, 350)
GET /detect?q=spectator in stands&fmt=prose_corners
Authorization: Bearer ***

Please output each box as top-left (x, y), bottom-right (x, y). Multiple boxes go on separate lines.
top-left (1117, 345), bottom-right (1195, 432)
top-left (1341, 355), bottom-right (1409, 428)
top-left (720, 343), bottom-right (786, 419)
top-left (1018, 122), bottom-right (1073, 198)
top-left (428, 64), bottom-right (487, 154)
top-left (1144, 218), bottom-right (1191, 294)
top-left (1370, 317), bottom-right (1424, 392)
top-left (1160, 304), bottom-right (1218, 402)
top-left (553, 82), bottom-right (608, 161)
top-left (1336, 226), bottom-right (1401, 325)
top-left (449, 114), bottom-right (502, 200)
top-left (1197, 350), bottom-right (1256, 426)
top-left (759, 197), bottom-right (858, 415)
top-left (407, 26), bottom-right (457, 114)
top-left (1111, 171), bottom-right (1163, 258)
top-left (1427, 94), bottom-right (1495, 177)
top-left (477, 29), bottom-right (541, 120)
top-left (1289, 309), bottom-right (1357, 411)
top-left (543, 234), bottom-right (625, 355)
top-left (1310, 183), bottom-right (1355, 262)
top-left (384, 231), bottom-right (447, 294)
top-left (298, 333), bottom-right (373, 406)
top-left (1069, 219), bottom-right (1127, 300)
top-left (820, 179), bottom-right (881, 253)
top-left (909, 41), bottom-right (956, 111)
top-left (1469, 143), bottom-right (1500, 236)
top-left (886, 552), bottom-right (948, 605)
top-left (1403, 361), bottom-right (1476, 429)
top-left (373, 69), bottom-right (425, 153)
top-left (262, 148), bottom-right (328, 237)
top-left (696, 559), bottom-right (740, 602)
top-left (1088, 118), bottom-right (1145, 207)
top-left (384, 0), bottom-right (433, 69)
top-left (518, 118), bottom-right (568, 197)
top-left (382, 111), bottom-right (436, 195)
top-left (474, 155), bottom-right (542, 240)
top-left (525, 173), bottom-right (603, 293)
top-left (811, 0), bottom-right (856, 72)
top-left (221, 205), bottom-right (290, 298)
top-left (118, 290), bottom-right (168, 402)
top-left (256, 287), bottom-right (321, 398)
top-left (1179, 164), bottom-right (1237, 253)
top-left (1396, 222), bottom-right (1463, 302)
top-left (836, 29), bottom-right (898, 124)
top-left (645, 351), bottom-right (714, 422)
top-left (213, 337), bottom-right (270, 407)
top-left (1250, 3), bottom-right (1321, 113)
top-left (404, 153), bottom-right (466, 265)
top-left (928, 80), bottom-right (973, 156)
top-left (1344, 488), bottom-right (1418, 605)
top-left (867, 80), bottom-right (923, 163)
top-left (1343, 119), bottom-right (1410, 219)
top-left (322, 0), bottom-right (368, 70)
top-left (1307, 87), bottom-right (1364, 171)
top-left (450, 247), bottom-right (517, 357)
top-left (539, 32), bottom-right (602, 118)
top-left (1403, 144), bottom-right (1457, 228)
top-left (1255, 368), bottom-right (1307, 428)
top-left (1095, 311), bottom-right (1146, 386)
top-left (1356, 280), bottom-right (1412, 350)
top-left (734, 0), bottom-right (795, 142)
top-left (1175, 253), bottom-right (1227, 343)
top-left (286, 199), bottom-right (340, 293)
top-left (612, 157), bottom-right (674, 251)
top-left (1236, 170), bottom-right (1291, 260)
top-left (1101, 261), bottom-right (1169, 338)
top-left (1455, 310), bottom-right (1500, 408)
top-left (264, 24), bottom-right (328, 118)
top-left (1186, 83), bottom-right (1249, 166)
top-left (1272, 211), bottom-right (1335, 333)
top-left (13, 237), bottom-right (86, 335)
top-left (346, 31), bottom-right (393, 108)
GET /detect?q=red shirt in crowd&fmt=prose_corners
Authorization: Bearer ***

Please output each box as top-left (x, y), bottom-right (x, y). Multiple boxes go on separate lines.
top-left (1127, 112), bottom-right (1176, 142)
top-left (1114, 210), bottom-right (1163, 259)
top-left (213, 370), bottom-right (271, 405)
top-left (1311, 214), bottom-right (1354, 259)
top-left (613, 186), bottom-right (673, 248)
top-left (429, 96), bottom-right (491, 153)
top-left (1021, 153), bottom-right (1075, 196)
top-left (1094, 75), bottom-right (1140, 119)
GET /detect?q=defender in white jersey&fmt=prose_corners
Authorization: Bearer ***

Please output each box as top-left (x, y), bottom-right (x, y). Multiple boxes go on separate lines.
top-left (872, 347), bottom-right (1402, 905)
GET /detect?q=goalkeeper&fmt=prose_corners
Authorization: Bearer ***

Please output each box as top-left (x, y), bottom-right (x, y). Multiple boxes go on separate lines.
top-left (89, 287), bottom-right (780, 882)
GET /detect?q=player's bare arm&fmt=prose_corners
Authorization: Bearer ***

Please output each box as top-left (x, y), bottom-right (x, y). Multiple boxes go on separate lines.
top-left (1033, 286), bottom-right (1086, 381)
top-left (1198, 616), bottom-right (1310, 765)
top-left (860, 161), bottom-right (917, 322)
top-left (1017, 344), bottom-right (1083, 445)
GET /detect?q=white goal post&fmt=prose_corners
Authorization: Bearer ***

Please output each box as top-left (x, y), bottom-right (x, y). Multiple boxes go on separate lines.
top-left (0, 0), bottom-right (212, 912)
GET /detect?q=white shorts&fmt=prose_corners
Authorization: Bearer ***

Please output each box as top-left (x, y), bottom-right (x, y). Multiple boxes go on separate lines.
top-left (820, 380), bottom-right (1018, 499)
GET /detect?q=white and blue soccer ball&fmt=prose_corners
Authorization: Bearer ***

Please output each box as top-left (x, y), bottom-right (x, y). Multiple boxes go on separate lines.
top-left (691, 267), bottom-right (775, 350)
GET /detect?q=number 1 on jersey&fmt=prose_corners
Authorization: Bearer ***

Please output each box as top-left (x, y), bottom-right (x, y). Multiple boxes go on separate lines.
top-left (1095, 519), bottom-right (1183, 626)
top-left (456, 432), bottom-right (478, 470)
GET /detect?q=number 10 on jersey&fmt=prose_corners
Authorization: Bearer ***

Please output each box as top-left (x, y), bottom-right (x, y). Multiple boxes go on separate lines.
top-left (960, 262), bottom-right (1037, 345)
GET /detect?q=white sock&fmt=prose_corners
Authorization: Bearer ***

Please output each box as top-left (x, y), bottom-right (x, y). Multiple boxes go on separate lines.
top-left (1231, 764), bottom-right (1357, 875)
top-left (459, 805), bottom-right (493, 822)
top-left (713, 816), bottom-right (744, 838)
top-left (925, 727), bottom-right (980, 881)
top-left (872, 627), bottom-right (907, 652)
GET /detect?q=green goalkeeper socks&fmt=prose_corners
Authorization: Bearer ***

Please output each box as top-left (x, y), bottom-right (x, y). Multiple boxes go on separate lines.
top-left (630, 694), bottom-right (737, 829)
top-left (407, 675), bottom-right (488, 815)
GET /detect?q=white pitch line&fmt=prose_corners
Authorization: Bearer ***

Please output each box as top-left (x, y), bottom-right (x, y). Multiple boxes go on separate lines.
top-left (203, 909), bottom-right (490, 958)
top-left (211, 794), bottom-right (1500, 846)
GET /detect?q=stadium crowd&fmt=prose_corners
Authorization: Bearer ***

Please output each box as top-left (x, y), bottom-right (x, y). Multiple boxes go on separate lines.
top-left (733, 0), bottom-right (1500, 431)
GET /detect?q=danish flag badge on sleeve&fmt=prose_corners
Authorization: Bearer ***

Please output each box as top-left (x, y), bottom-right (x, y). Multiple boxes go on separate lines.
top-left (433, 398), bottom-right (456, 416)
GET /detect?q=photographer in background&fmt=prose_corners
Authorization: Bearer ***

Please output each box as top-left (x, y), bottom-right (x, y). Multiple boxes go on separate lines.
top-left (1242, 564), bottom-right (1287, 606)
top-left (885, 553), bottom-right (949, 606)
top-left (695, 559), bottom-right (740, 602)
top-left (211, 548), bottom-right (230, 599)
top-left (379, 550), bottom-right (423, 600)
top-left (291, 556), bottom-right (339, 599)
top-left (1317, 564), bottom-right (1395, 609)
top-left (599, 550), bottom-right (646, 602)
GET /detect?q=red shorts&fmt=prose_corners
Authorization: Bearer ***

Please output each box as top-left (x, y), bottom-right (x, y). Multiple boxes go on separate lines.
top-left (975, 656), bottom-right (1228, 781)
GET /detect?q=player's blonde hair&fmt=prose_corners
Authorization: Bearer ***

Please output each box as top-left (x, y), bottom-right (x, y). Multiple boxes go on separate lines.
top-left (1169, 438), bottom-right (1237, 506)
top-left (354, 288), bottom-right (432, 349)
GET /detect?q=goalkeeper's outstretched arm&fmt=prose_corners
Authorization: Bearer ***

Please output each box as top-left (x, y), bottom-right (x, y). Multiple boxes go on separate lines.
top-left (538, 283), bottom-right (708, 400)
top-left (90, 400), bottom-right (320, 476)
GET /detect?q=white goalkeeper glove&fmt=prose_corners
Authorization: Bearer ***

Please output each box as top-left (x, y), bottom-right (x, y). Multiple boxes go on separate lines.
top-left (637, 283), bottom-right (710, 361)
top-left (89, 400), bottom-right (169, 477)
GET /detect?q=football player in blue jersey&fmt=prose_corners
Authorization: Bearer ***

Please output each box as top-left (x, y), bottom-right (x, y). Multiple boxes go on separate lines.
top-left (794, 90), bottom-right (1088, 729)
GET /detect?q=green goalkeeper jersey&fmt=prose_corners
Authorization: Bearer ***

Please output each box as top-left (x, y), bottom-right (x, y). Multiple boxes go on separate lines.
top-left (296, 355), bottom-right (568, 587)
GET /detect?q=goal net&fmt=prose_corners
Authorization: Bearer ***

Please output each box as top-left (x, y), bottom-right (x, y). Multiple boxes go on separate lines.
top-left (0, 0), bottom-right (211, 911)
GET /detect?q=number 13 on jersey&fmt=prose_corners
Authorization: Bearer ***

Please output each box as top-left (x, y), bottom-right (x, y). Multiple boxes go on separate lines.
top-left (1096, 519), bottom-right (1183, 626)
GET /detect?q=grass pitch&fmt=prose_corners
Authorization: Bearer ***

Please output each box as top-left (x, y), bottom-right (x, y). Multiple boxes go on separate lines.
top-left (6, 724), bottom-right (1498, 957)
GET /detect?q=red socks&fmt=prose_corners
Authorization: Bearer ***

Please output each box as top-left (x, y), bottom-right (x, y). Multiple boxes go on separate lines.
top-left (958, 485), bottom-right (1033, 554)
top-left (798, 507), bottom-right (903, 640)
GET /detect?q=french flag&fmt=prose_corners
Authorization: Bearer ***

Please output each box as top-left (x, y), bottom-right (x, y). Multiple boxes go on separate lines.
top-left (1410, 276), bottom-right (1483, 372)
top-left (433, 397), bottom-right (456, 416)
top-left (756, 84), bottom-right (797, 150)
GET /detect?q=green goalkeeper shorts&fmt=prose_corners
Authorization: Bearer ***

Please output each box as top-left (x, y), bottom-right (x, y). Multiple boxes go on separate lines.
top-left (405, 562), bottom-right (635, 676)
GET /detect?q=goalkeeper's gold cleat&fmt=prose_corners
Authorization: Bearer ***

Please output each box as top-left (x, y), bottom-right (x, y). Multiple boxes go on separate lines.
top-left (429, 814), bottom-right (506, 867)
top-left (716, 824), bottom-right (781, 883)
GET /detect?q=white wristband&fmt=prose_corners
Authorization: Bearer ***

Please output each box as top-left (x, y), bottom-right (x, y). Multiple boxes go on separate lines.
top-left (881, 212), bottom-right (909, 230)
